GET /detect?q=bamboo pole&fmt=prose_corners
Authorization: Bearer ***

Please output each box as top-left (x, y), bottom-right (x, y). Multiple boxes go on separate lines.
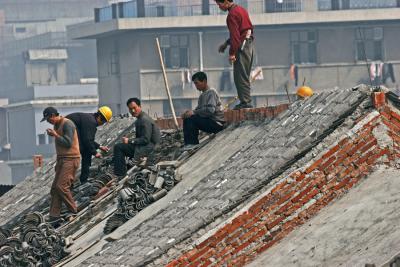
top-left (155, 37), bottom-right (179, 129)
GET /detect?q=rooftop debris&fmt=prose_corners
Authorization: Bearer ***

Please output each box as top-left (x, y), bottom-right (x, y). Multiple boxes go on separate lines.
top-left (0, 212), bottom-right (67, 267)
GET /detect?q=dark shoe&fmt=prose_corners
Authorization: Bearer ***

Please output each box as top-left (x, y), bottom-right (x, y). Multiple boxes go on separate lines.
top-left (47, 216), bottom-right (63, 228)
top-left (241, 103), bottom-right (253, 109)
top-left (233, 103), bottom-right (253, 110)
top-left (233, 103), bottom-right (243, 110)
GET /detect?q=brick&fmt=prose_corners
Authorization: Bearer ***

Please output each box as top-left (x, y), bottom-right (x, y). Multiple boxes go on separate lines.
top-left (300, 188), bottom-right (320, 205)
top-left (356, 150), bottom-right (375, 165)
top-left (338, 138), bottom-right (350, 147)
top-left (291, 184), bottom-right (314, 203)
top-left (266, 215), bottom-right (284, 230)
top-left (373, 92), bottom-right (386, 108)
top-left (323, 144), bottom-right (340, 159)
top-left (382, 118), bottom-right (400, 133)
top-left (359, 139), bottom-right (378, 154)
top-left (254, 238), bottom-right (279, 254)
top-left (333, 177), bottom-right (351, 190)
top-left (275, 190), bottom-right (295, 206)
top-left (320, 156), bottom-right (336, 171)
top-left (166, 260), bottom-right (180, 267)
top-left (391, 110), bottom-right (400, 122)
top-left (305, 157), bottom-right (324, 174)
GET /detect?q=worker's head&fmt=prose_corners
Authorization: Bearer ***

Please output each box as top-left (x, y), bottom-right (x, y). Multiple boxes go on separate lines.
top-left (126, 98), bottom-right (142, 118)
top-left (296, 86), bottom-right (314, 99)
top-left (41, 106), bottom-right (60, 125)
top-left (96, 106), bottom-right (113, 125)
top-left (215, 0), bottom-right (233, 11)
top-left (192, 71), bottom-right (208, 92)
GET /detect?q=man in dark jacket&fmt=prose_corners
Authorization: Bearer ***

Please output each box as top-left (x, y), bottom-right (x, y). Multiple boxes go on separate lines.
top-left (66, 106), bottom-right (112, 184)
top-left (112, 98), bottom-right (161, 177)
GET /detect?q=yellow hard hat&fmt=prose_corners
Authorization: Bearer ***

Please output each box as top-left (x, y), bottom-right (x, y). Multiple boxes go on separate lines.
top-left (297, 86), bottom-right (314, 98)
top-left (98, 106), bottom-right (112, 122)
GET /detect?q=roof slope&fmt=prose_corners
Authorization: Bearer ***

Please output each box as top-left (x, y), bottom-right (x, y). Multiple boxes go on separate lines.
top-left (0, 117), bottom-right (134, 227)
top-left (248, 166), bottom-right (400, 267)
top-left (81, 89), bottom-right (368, 266)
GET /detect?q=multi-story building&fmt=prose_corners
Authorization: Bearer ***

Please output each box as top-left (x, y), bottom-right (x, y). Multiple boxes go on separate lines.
top-left (0, 0), bottom-right (109, 183)
top-left (69, 0), bottom-right (400, 117)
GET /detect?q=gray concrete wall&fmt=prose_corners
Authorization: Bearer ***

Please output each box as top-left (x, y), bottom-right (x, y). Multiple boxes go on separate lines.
top-left (94, 21), bottom-right (400, 117)
top-left (0, 0), bottom-right (108, 22)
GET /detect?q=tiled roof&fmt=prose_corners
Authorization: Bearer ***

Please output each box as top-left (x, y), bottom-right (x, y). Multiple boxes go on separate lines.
top-left (81, 89), bottom-right (369, 266)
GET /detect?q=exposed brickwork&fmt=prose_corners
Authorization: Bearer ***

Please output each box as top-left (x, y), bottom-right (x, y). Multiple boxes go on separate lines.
top-left (155, 105), bottom-right (289, 130)
top-left (167, 105), bottom-right (400, 267)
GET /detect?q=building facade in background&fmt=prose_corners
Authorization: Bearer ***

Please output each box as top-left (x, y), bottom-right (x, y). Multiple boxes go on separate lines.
top-left (70, 0), bottom-right (400, 118)
top-left (0, 0), bottom-right (109, 184)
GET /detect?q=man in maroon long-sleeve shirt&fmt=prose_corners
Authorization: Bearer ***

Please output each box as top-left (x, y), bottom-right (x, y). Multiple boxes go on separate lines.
top-left (216, 0), bottom-right (254, 109)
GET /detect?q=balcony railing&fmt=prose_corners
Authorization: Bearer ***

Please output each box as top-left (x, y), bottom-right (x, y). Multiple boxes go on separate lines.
top-left (318, 0), bottom-right (399, 11)
top-left (95, 0), bottom-right (304, 22)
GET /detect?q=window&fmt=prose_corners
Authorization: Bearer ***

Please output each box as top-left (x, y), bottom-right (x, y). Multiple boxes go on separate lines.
top-left (15, 27), bottom-right (26, 33)
top-left (290, 30), bottom-right (318, 64)
top-left (160, 35), bottom-right (189, 69)
top-left (163, 99), bottom-right (192, 117)
top-left (265, 0), bottom-right (303, 13)
top-left (110, 52), bottom-right (120, 74)
top-left (355, 27), bottom-right (383, 61)
top-left (37, 134), bottom-right (46, 145)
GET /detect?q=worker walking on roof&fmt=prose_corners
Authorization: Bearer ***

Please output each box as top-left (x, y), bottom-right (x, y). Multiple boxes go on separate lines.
top-left (66, 106), bottom-right (112, 184)
top-left (216, 0), bottom-right (255, 110)
top-left (112, 98), bottom-right (161, 178)
top-left (182, 72), bottom-right (225, 149)
top-left (41, 107), bottom-right (80, 224)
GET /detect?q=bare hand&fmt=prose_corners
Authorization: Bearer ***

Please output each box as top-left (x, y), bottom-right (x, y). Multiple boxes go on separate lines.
top-left (182, 110), bottom-right (193, 119)
top-left (122, 137), bottom-right (129, 144)
top-left (218, 43), bottom-right (228, 53)
top-left (99, 146), bottom-right (110, 152)
top-left (229, 54), bottom-right (236, 64)
top-left (95, 152), bottom-right (103, 158)
top-left (46, 129), bottom-right (58, 137)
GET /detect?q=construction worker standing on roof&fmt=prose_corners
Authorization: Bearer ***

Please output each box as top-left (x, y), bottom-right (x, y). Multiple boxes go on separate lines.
top-left (216, 0), bottom-right (255, 110)
top-left (66, 106), bottom-right (112, 184)
top-left (41, 107), bottom-right (80, 224)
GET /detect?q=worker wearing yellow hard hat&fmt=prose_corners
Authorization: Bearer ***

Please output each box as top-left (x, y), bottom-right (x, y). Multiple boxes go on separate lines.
top-left (66, 106), bottom-right (113, 184)
top-left (297, 86), bottom-right (314, 99)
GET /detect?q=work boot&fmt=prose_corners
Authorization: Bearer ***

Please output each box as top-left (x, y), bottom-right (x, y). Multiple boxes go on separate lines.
top-left (47, 216), bottom-right (63, 228)
top-left (233, 103), bottom-right (253, 110)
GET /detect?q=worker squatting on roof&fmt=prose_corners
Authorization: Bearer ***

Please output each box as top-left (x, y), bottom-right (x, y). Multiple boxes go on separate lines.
top-left (216, 0), bottom-right (255, 110)
top-left (112, 98), bottom-right (161, 179)
top-left (182, 72), bottom-right (225, 149)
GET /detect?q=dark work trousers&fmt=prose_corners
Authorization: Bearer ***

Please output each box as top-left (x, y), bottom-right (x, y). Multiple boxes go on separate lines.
top-left (183, 115), bottom-right (224, 145)
top-left (113, 143), bottom-right (155, 176)
top-left (233, 38), bottom-right (254, 105)
top-left (80, 152), bottom-right (92, 184)
top-left (50, 157), bottom-right (80, 218)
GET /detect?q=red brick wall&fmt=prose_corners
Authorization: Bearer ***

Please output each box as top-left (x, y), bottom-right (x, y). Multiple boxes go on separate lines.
top-left (166, 96), bottom-right (400, 267)
top-left (155, 105), bottom-right (289, 130)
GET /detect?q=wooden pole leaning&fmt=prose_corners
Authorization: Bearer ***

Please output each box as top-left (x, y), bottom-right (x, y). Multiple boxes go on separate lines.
top-left (155, 37), bottom-right (179, 129)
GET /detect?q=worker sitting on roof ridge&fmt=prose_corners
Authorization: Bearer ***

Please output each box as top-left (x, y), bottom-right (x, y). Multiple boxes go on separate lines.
top-left (66, 106), bottom-right (112, 185)
top-left (41, 107), bottom-right (80, 226)
top-left (112, 98), bottom-right (161, 179)
top-left (182, 72), bottom-right (225, 150)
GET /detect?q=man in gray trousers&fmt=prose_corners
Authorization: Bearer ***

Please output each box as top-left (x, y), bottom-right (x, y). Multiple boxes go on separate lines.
top-left (216, 0), bottom-right (254, 109)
